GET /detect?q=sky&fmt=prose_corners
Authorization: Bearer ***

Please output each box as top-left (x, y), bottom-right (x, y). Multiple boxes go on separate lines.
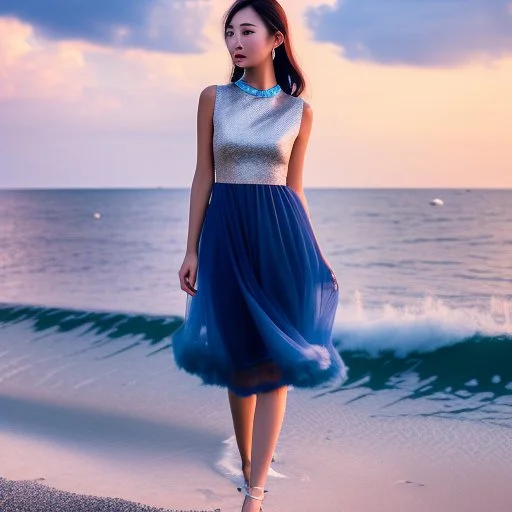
top-left (0, 0), bottom-right (511, 189)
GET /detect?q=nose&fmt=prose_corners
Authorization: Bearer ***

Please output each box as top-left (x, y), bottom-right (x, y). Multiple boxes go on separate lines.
top-left (234, 34), bottom-right (243, 50)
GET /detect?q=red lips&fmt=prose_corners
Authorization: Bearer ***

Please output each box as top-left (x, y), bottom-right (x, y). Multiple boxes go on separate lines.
top-left (234, 53), bottom-right (246, 58)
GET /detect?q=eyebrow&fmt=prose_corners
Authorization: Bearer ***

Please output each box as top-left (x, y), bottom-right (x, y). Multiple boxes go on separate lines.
top-left (226, 23), bottom-right (257, 28)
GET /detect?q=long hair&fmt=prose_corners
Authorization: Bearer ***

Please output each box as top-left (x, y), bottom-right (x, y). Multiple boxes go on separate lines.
top-left (222, 0), bottom-right (307, 97)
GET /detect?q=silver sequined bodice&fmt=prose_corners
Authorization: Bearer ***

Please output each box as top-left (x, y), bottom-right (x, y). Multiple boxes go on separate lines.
top-left (213, 83), bottom-right (304, 185)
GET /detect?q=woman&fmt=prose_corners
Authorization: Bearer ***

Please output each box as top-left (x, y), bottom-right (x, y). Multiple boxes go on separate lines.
top-left (171, 1), bottom-right (348, 510)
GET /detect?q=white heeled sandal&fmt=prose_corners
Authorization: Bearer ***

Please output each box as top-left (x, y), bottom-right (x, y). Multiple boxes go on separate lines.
top-left (244, 485), bottom-right (265, 511)
top-left (237, 480), bottom-right (268, 494)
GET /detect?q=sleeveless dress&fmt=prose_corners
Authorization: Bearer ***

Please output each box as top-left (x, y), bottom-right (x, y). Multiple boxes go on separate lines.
top-left (171, 78), bottom-right (348, 397)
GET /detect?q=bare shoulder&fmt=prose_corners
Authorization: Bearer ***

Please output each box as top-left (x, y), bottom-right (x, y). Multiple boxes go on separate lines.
top-left (200, 84), bottom-right (217, 100)
top-left (301, 99), bottom-right (313, 118)
top-left (198, 84), bottom-right (217, 106)
top-left (298, 98), bottom-right (313, 135)
top-left (196, 85), bottom-right (217, 123)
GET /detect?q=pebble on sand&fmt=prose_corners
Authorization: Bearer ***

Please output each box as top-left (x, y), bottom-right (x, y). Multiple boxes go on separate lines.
top-left (0, 476), bottom-right (221, 512)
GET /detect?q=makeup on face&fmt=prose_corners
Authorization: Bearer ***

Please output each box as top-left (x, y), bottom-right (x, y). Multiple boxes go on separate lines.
top-left (225, 8), bottom-right (269, 64)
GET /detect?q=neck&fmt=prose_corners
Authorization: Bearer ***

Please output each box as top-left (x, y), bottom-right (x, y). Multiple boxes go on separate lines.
top-left (240, 68), bottom-right (277, 90)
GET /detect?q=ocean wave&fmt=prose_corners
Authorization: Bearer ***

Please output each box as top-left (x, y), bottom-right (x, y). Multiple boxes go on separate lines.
top-left (1, 300), bottom-right (511, 397)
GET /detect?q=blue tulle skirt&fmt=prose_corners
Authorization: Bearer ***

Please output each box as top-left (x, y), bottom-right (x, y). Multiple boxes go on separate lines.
top-left (171, 182), bottom-right (348, 397)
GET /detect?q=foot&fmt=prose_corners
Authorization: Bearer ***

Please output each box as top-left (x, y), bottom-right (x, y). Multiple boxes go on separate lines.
top-left (236, 460), bottom-right (250, 492)
top-left (237, 461), bottom-right (268, 494)
top-left (241, 485), bottom-right (265, 512)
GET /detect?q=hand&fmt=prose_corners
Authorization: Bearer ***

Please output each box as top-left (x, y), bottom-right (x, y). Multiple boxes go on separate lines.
top-left (178, 252), bottom-right (198, 296)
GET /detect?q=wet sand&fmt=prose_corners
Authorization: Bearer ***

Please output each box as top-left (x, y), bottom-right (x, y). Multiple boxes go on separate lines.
top-left (1, 320), bottom-right (511, 512)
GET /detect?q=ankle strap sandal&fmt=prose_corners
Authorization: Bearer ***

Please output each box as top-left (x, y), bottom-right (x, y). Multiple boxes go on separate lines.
top-left (244, 485), bottom-right (265, 510)
top-left (237, 480), bottom-right (268, 494)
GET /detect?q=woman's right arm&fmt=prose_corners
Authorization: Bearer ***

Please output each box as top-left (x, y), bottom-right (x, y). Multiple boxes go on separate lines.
top-left (178, 85), bottom-right (216, 296)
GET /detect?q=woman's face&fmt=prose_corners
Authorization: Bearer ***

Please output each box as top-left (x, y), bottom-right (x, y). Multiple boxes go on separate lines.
top-left (225, 6), bottom-right (275, 68)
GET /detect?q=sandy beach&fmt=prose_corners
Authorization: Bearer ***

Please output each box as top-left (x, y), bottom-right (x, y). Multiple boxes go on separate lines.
top-left (0, 475), bottom-right (221, 512)
top-left (1, 316), bottom-right (511, 512)
top-left (2, 391), bottom-right (511, 512)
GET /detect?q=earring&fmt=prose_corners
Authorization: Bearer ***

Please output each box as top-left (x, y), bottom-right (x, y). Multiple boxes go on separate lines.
top-left (272, 47), bottom-right (275, 60)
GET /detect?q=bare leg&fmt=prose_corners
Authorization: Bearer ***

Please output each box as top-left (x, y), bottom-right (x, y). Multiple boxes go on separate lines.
top-left (228, 389), bottom-right (257, 484)
top-left (242, 385), bottom-right (288, 512)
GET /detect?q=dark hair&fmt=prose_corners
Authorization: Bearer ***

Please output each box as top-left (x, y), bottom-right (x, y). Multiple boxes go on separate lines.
top-left (222, 0), bottom-right (307, 97)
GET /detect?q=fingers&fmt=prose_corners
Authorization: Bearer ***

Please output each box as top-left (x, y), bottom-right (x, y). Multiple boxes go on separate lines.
top-left (188, 270), bottom-right (197, 289)
top-left (178, 269), bottom-right (197, 296)
top-left (184, 275), bottom-right (197, 295)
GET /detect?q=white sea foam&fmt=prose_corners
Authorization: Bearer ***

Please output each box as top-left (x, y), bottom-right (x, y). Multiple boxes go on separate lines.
top-left (332, 293), bottom-right (512, 357)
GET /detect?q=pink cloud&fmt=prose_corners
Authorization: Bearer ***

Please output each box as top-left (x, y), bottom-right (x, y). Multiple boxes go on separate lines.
top-left (0, 18), bottom-right (92, 100)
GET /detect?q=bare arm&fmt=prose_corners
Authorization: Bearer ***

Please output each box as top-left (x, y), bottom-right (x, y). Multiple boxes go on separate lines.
top-left (287, 101), bottom-right (334, 279)
top-left (287, 100), bottom-right (313, 218)
top-left (286, 102), bottom-right (313, 217)
top-left (178, 85), bottom-right (216, 295)
top-left (185, 85), bottom-right (216, 254)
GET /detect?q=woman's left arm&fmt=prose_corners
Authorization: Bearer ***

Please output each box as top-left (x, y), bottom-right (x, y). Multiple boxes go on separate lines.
top-left (286, 100), bottom-right (313, 218)
top-left (287, 101), bottom-right (335, 280)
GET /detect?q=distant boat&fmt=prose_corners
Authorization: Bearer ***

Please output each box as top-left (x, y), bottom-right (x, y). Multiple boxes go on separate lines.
top-left (429, 198), bottom-right (444, 206)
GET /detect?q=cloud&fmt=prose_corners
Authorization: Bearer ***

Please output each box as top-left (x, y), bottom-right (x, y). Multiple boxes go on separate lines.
top-left (0, 0), bottom-right (212, 53)
top-left (0, 17), bottom-right (191, 132)
top-left (306, 0), bottom-right (512, 66)
top-left (0, 18), bottom-right (88, 101)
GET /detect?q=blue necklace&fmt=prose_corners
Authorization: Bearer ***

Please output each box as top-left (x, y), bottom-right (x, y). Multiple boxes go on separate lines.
top-left (234, 78), bottom-right (281, 97)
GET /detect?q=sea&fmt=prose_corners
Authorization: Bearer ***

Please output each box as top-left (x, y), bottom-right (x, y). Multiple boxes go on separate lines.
top-left (1, 187), bottom-right (511, 433)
